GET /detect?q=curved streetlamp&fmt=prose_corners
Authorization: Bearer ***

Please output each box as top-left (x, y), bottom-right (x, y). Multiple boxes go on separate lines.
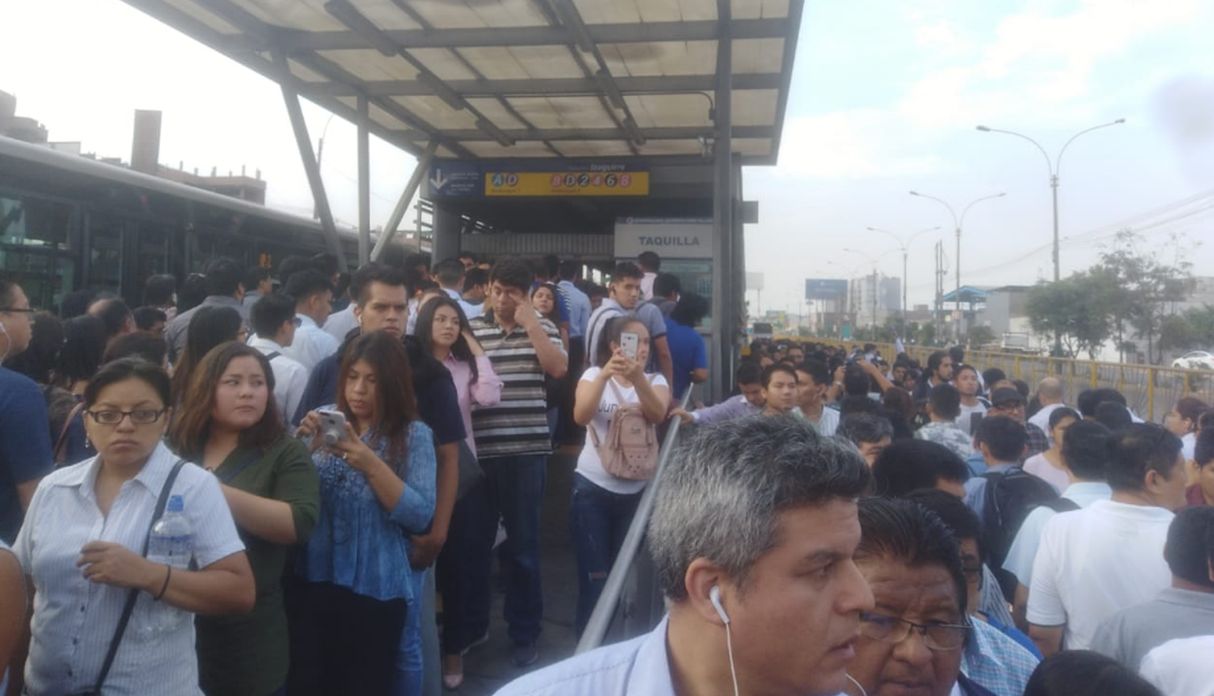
top-left (866, 225), bottom-right (941, 324)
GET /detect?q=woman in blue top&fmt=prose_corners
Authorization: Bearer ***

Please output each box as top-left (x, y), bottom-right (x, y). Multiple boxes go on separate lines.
top-left (290, 331), bottom-right (436, 696)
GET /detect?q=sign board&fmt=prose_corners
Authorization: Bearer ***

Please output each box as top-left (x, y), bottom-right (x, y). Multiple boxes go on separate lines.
top-left (805, 278), bottom-right (849, 300)
top-left (427, 159), bottom-right (649, 198)
top-left (746, 272), bottom-right (764, 292)
top-left (614, 218), bottom-right (713, 260)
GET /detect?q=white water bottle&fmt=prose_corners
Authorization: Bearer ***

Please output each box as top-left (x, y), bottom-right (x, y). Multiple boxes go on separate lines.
top-left (144, 494), bottom-right (192, 632)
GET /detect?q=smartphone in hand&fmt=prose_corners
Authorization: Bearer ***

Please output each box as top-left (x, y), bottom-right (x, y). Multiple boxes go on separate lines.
top-left (620, 331), bottom-right (639, 360)
top-left (317, 409), bottom-right (348, 446)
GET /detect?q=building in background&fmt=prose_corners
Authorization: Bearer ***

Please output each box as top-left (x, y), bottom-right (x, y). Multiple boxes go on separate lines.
top-left (848, 273), bottom-right (901, 328)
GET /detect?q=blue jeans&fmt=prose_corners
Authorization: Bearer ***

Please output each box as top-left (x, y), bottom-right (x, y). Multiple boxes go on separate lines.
top-left (570, 473), bottom-right (643, 636)
top-left (459, 454), bottom-right (548, 647)
top-left (392, 568), bottom-right (428, 696)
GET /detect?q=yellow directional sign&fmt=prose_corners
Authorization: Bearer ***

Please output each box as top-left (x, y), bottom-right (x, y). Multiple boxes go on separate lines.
top-left (484, 170), bottom-right (649, 197)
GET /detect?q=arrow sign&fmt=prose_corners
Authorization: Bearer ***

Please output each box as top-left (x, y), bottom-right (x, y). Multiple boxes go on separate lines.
top-left (429, 168), bottom-right (447, 191)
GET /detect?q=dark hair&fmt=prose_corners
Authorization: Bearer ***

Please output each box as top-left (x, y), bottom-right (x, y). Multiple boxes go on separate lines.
top-left (1093, 401), bottom-right (1133, 431)
top-left (530, 283), bottom-right (562, 325)
top-left (981, 367), bottom-right (1006, 388)
top-left (610, 262), bottom-right (644, 284)
top-left (415, 296), bottom-right (478, 382)
top-left (1061, 420), bottom-right (1111, 481)
top-left (735, 360), bottom-right (763, 386)
top-left (179, 273), bottom-right (208, 313)
top-left (1076, 389), bottom-right (1099, 418)
top-left (60, 288), bottom-right (97, 319)
top-left (1107, 423), bottom-right (1183, 493)
top-left (168, 342), bottom-right (283, 459)
top-left (84, 357), bottom-right (171, 411)
top-left (57, 315), bottom-right (108, 387)
top-left (311, 253), bottom-right (338, 277)
top-left (351, 263), bottom-right (406, 306)
top-left (637, 251), bottom-right (660, 272)
top-left (856, 497), bottom-right (967, 615)
top-left (796, 360), bottom-right (831, 387)
top-left (203, 257), bottom-right (244, 297)
top-left (1174, 396), bottom-right (1209, 431)
top-left (276, 255), bottom-right (314, 284)
top-left (404, 252), bottom-right (432, 274)
top-left (1048, 406), bottom-right (1081, 430)
top-left (250, 293), bottom-right (297, 339)
top-left (839, 394), bottom-right (881, 418)
top-left (761, 363), bottom-right (797, 389)
top-left (926, 350), bottom-right (949, 375)
top-left (1164, 507), bottom-right (1214, 588)
top-left (929, 383), bottom-right (962, 420)
top-left (882, 388), bottom-right (916, 427)
top-left (975, 414), bottom-right (1028, 462)
top-left (1023, 650), bottom-right (1161, 696)
top-left (954, 363), bottom-right (979, 381)
top-left (1093, 387), bottom-right (1126, 407)
top-left (90, 298), bottom-right (132, 340)
top-left (838, 412), bottom-right (894, 447)
top-left (1196, 427), bottom-right (1214, 468)
top-left (903, 488), bottom-right (984, 561)
top-left (653, 273), bottom-right (681, 298)
top-left (542, 254), bottom-right (559, 279)
top-left (243, 265), bottom-right (272, 293)
top-left (872, 439), bottom-right (970, 497)
top-left (842, 365), bottom-right (871, 397)
top-left (489, 257), bottom-right (534, 293)
top-left (462, 267), bottom-right (488, 293)
top-left (670, 292), bottom-right (708, 327)
top-left (596, 316), bottom-right (648, 367)
top-left (103, 331), bottom-right (168, 366)
top-left (557, 259), bottom-right (581, 281)
top-left (432, 258), bottom-right (465, 288)
top-left (6, 311), bottom-right (63, 383)
top-left (284, 269), bottom-right (333, 304)
top-left (132, 306), bottom-right (167, 331)
top-left (948, 345), bottom-right (965, 364)
top-left (171, 306), bottom-right (244, 402)
top-left (143, 274), bottom-right (177, 306)
top-left (338, 331), bottom-right (418, 471)
top-left (586, 283), bottom-right (608, 300)
top-left (1198, 410), bottom-right (1214, 432)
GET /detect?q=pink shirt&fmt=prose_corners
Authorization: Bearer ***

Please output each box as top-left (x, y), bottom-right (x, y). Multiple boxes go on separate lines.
top-left (444, 354), bottom-right (503, 456)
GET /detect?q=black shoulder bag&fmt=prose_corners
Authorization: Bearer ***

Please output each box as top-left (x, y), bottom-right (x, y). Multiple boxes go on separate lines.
top-left (84, 458), bottom-right (187, 696)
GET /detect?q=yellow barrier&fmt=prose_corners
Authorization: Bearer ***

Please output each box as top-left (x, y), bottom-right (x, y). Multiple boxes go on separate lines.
top-left (791, 338), bottom-right (1214, 423)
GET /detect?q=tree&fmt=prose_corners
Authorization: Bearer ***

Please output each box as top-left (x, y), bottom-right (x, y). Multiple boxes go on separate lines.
top-left (1025, 272), bottom-right (1114, 359)
top-left (1096, 230), bottom-right (1191, 364)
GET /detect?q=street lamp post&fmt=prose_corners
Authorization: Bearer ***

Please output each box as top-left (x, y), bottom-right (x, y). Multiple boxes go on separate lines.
top-left (866, 225), bottom-right (941, 327)
top-left (908, 191), bottom-right (1006, 342)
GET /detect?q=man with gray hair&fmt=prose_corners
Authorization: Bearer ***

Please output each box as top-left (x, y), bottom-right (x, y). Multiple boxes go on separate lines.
top-left (1027, 377), bottom-right (1066, 437)
top-left (494, 416), bottom-right (874, 695)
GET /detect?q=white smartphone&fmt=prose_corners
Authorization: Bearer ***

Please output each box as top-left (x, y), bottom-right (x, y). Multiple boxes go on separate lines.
top-left (317, 408), bottom-right (348, 446)
top-left (620, 331), bottom-right (639, 360)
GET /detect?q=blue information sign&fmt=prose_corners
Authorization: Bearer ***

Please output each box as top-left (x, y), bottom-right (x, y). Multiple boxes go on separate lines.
top-left (805, 278), bottom-right (848, 300)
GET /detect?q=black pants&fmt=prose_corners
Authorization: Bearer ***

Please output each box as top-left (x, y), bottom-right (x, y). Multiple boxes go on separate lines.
top-left (286, 580), bottom-right (406, 696)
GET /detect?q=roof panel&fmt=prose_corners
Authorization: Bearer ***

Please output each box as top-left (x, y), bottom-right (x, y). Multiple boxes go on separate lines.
top-left (600, 41), bottom-right (717, 77)
top-left (464, 141), bottom-right (555, 158)
top-left (325, 0), bottom-right (423, 30)
top-left (368, 102), bottom-right (415, 131)
top-left (164, 0), bottom-right (242, 34)
top-left (732, 137), bottom-right (773, 156)
top-left (731, 89), bottom-right (778, 126)
top-left (393, 96), bottom-right (481, 130)
top-left (408, 48), bottom-right (480, 81)
top-left (406, 0), bottom-right (547, 29)
top-left (503, 46), bottom-right (587, 79)
top-left (455, 46), bottom-right (531, 80)
top-left (553, 139), bottom-right (637, 157)
top-left (676, 0), bottom-right (718, 21)
top-left (625, 94), bottom-right (714, 128)
top-left (572, 0), bottom-right (641, 24)
top-left (506, 96), bottom-right (618, 129)
top-left (226, 0), bottom-right (347, 31)
top-left (465, 98), bottom-right (528, 130)
top-left (732, 0), bottom-right (790, 20)
top-left (733, 38), bottom-right (784, 73)
top-left (287, 58), bottom-right (330, 83)
top-left (317, 49), bottom-right (421, 81)
top-left (637, 139), bottom-right (704, 156)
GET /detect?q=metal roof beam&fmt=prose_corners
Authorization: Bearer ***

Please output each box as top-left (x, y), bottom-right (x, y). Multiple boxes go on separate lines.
top-left (219, 18), bottom-right (788, 52)
top-left (393, 125), bottom-right (774, 142)
top-left (300, 73), bottom-right (781, 97)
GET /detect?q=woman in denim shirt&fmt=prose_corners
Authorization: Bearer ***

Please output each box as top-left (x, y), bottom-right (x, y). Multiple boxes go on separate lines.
top-left (290, 331), bottom-right (436, 696)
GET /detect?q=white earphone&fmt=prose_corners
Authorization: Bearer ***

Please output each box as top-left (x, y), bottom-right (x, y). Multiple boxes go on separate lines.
top-left (709, 585), bottom-right (730, 625)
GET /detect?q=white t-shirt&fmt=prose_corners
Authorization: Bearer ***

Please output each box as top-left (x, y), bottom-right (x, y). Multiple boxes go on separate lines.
top-left (1139, 635), bottom-right (1214, 696)
top-left (577, 367), bottom-right (667, 495)
top-left (1182, 432), bottom-right (1197, 462)
top-left (797, 405), bottom-right (840, 436)
top-left (1026, 499), bottom-right (1173, 650)
top-left (1022, 452), bottom-right (1070, 493)
top-left (1002, 482), bottom-right (1111, 587)
top-left (957, 400), bottom-right (988, 436)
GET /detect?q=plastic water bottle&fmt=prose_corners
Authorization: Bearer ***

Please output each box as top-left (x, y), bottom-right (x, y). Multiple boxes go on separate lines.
top-left (144, 495), bottom-right (192, 633)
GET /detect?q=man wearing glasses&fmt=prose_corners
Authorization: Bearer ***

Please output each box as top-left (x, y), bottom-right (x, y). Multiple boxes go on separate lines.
top-left (847, 497), bottom-right (997, 696)
top-left (0, 276), bottom-right (54, 543)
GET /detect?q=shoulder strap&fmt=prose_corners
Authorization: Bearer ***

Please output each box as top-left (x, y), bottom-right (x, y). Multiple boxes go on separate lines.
top-left (214, 448), bottom-right (263, 484)
top-left (265, 351), bottom-right (281, 361)
top-left (93, 458), bottom-right (188, 694)
top-left (52, 401), bottom-right (86, 463)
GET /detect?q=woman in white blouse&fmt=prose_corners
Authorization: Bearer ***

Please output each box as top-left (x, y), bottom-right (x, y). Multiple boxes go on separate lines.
top-left (13, 358), bottom-right (254, 696)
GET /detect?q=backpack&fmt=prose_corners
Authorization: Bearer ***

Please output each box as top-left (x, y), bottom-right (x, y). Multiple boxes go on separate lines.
top-left (981, 467), bottom-right (1061, 601)
top-left (588, 378), bottom-right (660, 481)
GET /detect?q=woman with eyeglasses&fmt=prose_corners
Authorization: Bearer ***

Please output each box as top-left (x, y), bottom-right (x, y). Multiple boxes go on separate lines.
top-left (12, 358), bottom-right (254, 696)
top-left (167, 342), bottom-right (319, 696)
top-left (290, 331), bottom-right (436, 696)
top-left (170, 306), bottom-right (247, 402)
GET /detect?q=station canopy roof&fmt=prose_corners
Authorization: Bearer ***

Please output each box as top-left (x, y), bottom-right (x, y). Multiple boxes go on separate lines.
top-left (125, 0), bottom-right (802, 164)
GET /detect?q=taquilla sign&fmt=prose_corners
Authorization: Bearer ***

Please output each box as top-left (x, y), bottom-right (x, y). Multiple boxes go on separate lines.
top-left (614, 218), bottom-right (714, 259)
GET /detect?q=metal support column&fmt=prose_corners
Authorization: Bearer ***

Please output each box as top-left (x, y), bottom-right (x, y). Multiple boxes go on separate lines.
top-left (357, 95), bottom-right (371, 266)
top-left (273, 51), bottom-right (347, 272)
top-left (371, 141), bottom-right (438, 262)
top-left (432, 204), bottom-right (461, 263)
top-left (711, 2), bottom-right (733, 404)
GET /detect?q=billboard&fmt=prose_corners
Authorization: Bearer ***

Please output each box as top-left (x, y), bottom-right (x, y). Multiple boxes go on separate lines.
top-left (805, 278), bottom-right (848, 300)
top-left (427, 159), bottom-right (649, 198)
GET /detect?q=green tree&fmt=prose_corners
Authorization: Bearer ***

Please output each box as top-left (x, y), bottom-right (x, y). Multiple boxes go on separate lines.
top-left (1026, 272), bottom-right (1113, 359)
top-left (1096, 230), bottom-right (1191, 364)
top-left (967, 325), bottom-right (996, 348)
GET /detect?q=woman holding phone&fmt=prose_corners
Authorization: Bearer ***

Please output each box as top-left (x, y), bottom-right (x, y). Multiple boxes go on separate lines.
top-left (290, 332), bottom-right (436, 696)
top-left (570, 317), bottom-right (669, 636)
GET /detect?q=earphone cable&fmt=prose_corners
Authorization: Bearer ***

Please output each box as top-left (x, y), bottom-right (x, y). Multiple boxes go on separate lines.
top-left (724, 622), bottom-right (740, 696)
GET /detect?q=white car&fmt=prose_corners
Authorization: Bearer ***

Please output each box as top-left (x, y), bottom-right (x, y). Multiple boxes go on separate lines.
top-left (1172, 351), bottom-right (1214, 370)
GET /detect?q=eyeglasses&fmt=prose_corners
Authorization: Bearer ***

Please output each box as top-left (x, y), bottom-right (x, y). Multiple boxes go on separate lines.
top-left (858, 611), bottom-right (970, 651)
top-left (0, 307), bottom-right (34, 314)
top-left (86, 408), bottom-right (166, 425)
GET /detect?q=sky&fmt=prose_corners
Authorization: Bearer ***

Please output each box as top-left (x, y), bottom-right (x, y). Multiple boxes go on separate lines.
top-left (2, 0), bottom-right (1213, 317)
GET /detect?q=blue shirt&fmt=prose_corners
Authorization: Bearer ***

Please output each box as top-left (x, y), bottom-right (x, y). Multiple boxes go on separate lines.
top-left (664, 318), bottom-right (707, 400)
top-left (0, 366), bottom-right (53, 543)
top-left (558, 280), bottom-right (592, 339)
top-left (961, 619), bottom-right (1040, 696)
top-left (299, 418), bottom-right (436, 602)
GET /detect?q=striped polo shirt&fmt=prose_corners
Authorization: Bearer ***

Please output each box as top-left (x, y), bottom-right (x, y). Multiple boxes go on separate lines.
top-left (471, 311), bottom-right (564, 459)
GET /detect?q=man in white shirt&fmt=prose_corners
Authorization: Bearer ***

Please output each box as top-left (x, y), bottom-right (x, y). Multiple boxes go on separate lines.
top-left (1027, 423), bottom-right (1190, 656)
top-left (1139, 635), bottom-right (1214, 696)
top-left (637, 251), bottom-right (660, 302)
top-left (794, 360), bottom-right (840, 436)
top-left (248, 294), bottom-right (309, 426)
top-left (432, 257), bottom-right (482, 321)
top-left (494, 416), bottom-right (872, 696)
top-left (1027, 377), bottom-right (1066, 441)
top-left (584, 262), bottom-right (673, 386)
top-left (282, 269), bottom-right (338, 371)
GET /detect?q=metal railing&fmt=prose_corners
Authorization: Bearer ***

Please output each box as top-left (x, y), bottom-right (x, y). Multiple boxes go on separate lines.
top-left (576, 386), bottom-right (695, 653)
top-left (804, 338), bottom-right (1214, 422)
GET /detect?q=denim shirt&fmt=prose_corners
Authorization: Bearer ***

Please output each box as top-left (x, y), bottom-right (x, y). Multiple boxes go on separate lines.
top-left (299, 416), bottom-right (436, 602)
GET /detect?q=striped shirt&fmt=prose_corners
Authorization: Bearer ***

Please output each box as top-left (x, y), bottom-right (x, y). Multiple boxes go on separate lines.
top-left (13, 442), bottom-right (245, 696)
top-left (471, 311), bottom-right (564, 459)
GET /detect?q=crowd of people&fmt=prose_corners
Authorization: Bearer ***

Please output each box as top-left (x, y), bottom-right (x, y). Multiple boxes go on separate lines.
top-left (3, 256), bottom-right (1214, 696)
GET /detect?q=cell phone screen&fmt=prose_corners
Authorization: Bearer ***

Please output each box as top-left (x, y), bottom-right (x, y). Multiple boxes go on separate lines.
top-left (620, 332), bottom-right (639, 359)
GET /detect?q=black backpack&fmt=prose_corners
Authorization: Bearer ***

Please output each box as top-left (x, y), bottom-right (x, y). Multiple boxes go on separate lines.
top-left (981, 467), bottom-right (1061, 602)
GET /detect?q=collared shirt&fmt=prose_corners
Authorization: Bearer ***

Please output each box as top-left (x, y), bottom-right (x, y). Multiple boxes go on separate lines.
top-left (1024, 422), bottom-right (1049, 459)
top-left (443, 353), bottom-right (503, 457)
top-left (322, 304), bottom-right (358, 343)
top-left (248, 335), bottom-right (309, 426)
top-left (557, 280), bottom-right (592, 339)
top-left (165, 295), bottom-right (249, 364)
top-left (691, 394), bottom-right (762, 424)
top-left (1090, 586), bottom-right (1214, 670)
top-left (1002, 481), bottom-right (1111, 587)
top-left (0, 366), bottom-right (53, 543)
top-left (795, 404), bottom-right (840, 436)
top-left (470, 311), bottom-right (564, 459)
top-left (1139, 635), bottom-right (1214, 695)
top-left (961, 618), bottom-right (1040, 696)
top-left (283, 314), bottom-right (339, 372)
top-left (13, 442), bottom-right (245, 696)
top-left (916, 421), bottom-right (976, 460)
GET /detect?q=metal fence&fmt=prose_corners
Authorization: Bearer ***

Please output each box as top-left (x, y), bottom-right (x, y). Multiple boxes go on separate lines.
top-left (804, 339), bottom-right (1214, 423)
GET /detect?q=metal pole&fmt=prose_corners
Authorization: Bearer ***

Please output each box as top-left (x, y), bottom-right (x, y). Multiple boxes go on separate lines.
top-left (902, 249), bottom-right (908, 328)
top-left (710, 2), bottom-right (732, 404)
top-left (357, 95), bottom-right (371, 267)
top-left (371, 141), bottom-right (438, 262)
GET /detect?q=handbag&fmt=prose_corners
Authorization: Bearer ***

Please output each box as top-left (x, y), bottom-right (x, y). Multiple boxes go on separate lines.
top-left (78, 458), bottom-right (187, 696)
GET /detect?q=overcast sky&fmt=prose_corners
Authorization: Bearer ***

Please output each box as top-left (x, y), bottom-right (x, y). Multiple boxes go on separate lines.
top-left (3, 0), bottom-right (1213, 316)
